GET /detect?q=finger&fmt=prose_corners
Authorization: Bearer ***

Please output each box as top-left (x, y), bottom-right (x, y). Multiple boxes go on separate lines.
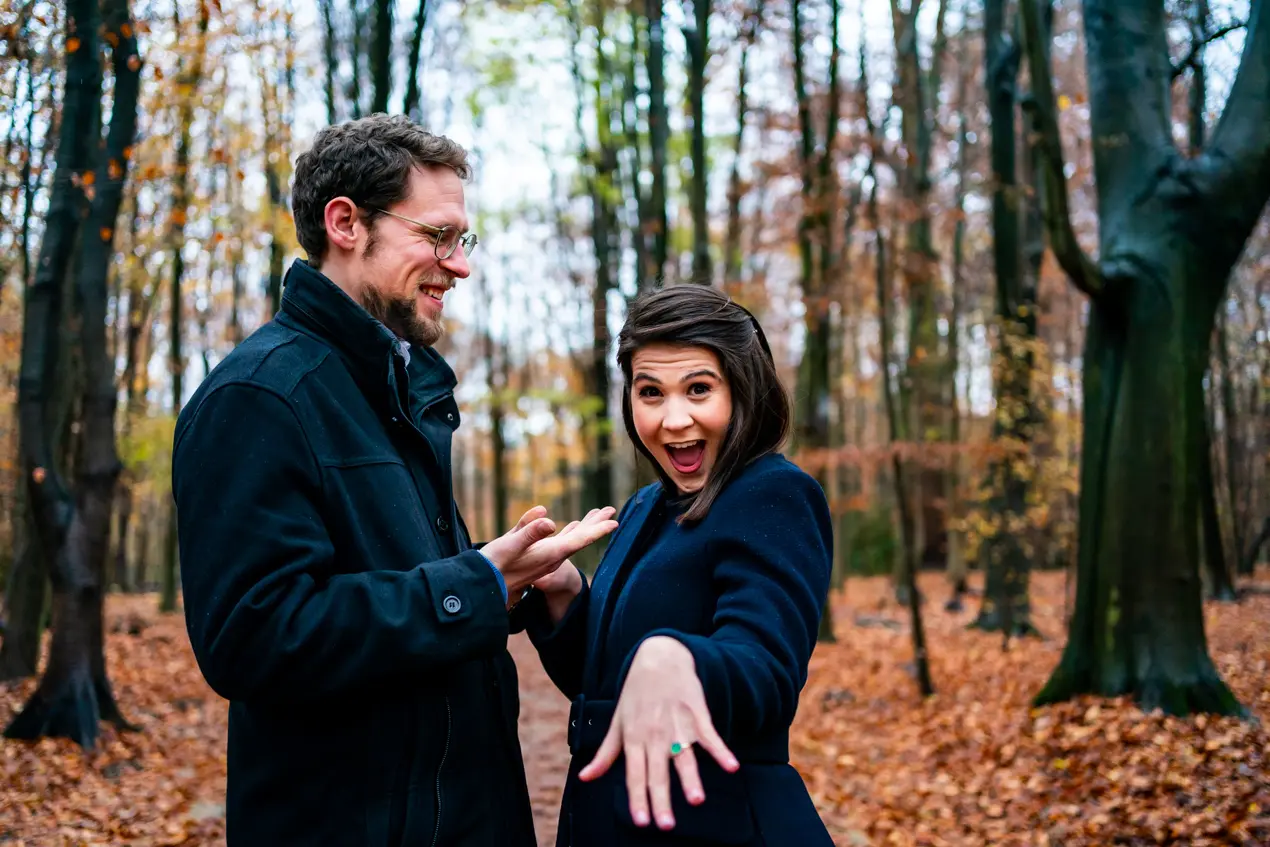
top-left (673, 744), bottom-right (704, 806)
top-left (557, 520), bottom-right (580, 538)
top-left (522, 517), bottom-right (557, 543)
top-left (561, 519), bottom-right (619, 550)
top-left (691, 701), bottom-right (738, 773)
top-left (585, 506), bottom-right (617, 524)
top-left (625, 744), bottom-right (651, 828)
top-left (647, 739), bottom-right (675, 830)
top-left (670, 710), bottom-right (704, 805)
top-left (513, 505), bottom-right (548, 532)
top-left (578, 722), bottom-right (622, 783)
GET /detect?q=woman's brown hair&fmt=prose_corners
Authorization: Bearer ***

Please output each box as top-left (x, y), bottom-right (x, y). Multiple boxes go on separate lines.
top-left (617, 285), bottom-right (791, 523)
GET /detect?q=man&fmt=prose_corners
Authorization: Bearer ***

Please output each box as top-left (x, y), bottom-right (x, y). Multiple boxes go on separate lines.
top-left (172, 114), bottom-right (617, 846)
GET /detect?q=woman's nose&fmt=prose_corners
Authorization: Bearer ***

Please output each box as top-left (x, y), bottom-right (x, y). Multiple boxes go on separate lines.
top-left (661, 399), bottom-right (693, 432)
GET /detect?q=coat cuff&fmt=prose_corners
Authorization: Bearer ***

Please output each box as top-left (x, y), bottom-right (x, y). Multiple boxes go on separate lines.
top-left (475, 550), bottom-right (508, 603)
top-left (416, 550), bottom-right (510, 634)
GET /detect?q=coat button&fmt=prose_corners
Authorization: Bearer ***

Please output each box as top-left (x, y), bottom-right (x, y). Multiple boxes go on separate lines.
top-left (436, 516), bottom-right (451, 533)
top-left (442, 595), bottom-right (462, 614)
top-left (446, 412), bottom-right (455, 422)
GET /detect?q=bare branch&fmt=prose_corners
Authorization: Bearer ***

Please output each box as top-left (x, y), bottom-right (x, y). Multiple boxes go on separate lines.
top-left (1019, 0), bottom-right (1103, 298)
top-left (1171, 19), bottom-right (1247, 79)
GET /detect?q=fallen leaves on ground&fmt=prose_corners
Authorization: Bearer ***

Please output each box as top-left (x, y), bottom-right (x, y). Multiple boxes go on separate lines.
top-left (1, 569), bottom-right (1267, 846)
top-left (796, 570), bottom-right (1270, 847)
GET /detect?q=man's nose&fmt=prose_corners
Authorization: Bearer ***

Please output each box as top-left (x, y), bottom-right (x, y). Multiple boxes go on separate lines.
top-left (439, 249), bottom-right (470, 279)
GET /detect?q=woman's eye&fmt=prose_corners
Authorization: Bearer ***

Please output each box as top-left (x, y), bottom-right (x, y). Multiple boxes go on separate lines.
top-left (688, 382), bottom-right (711, 396)
top-left (637, 386), bottom-right (661, 398)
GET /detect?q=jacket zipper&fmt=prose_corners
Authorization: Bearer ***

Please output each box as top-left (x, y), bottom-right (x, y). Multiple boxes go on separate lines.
top-left (430, 697), bottom-right (452, 847)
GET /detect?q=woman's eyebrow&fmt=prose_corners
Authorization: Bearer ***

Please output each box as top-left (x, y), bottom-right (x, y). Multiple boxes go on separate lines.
top-left (632, 372), bottom-right (662, 384)
top-left (680, 369), bottom-right (720, 382)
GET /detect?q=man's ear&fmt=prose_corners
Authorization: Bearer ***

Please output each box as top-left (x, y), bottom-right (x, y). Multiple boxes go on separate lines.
top-left (324, 197), bottom-right (360, 253)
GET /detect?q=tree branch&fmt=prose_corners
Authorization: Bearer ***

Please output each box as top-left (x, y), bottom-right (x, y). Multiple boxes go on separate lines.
top-left (1019, 0), bottom-right (1102, 297)
top-left (1170, 19), bottom-right (1246, 79)
top-left (1079, 0), bottom-right (1172, 223)
top-left (1207, 0), bottom-right (1270, 228)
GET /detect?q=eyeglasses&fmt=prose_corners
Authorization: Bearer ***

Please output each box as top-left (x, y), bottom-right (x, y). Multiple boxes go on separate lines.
top-left (367, 207), bottom-right (479, 259)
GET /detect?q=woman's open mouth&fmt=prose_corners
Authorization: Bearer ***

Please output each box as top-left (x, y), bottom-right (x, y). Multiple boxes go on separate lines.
top-left (665, 440), bottom-right (705, 474)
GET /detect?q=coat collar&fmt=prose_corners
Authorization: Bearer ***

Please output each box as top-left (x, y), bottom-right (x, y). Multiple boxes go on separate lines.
top-left (279, 259), bottom-right (401, 381)
top-left (277, 259), bottom-right (458, 406)
top-left (581, 484), bottom-right (668, 693)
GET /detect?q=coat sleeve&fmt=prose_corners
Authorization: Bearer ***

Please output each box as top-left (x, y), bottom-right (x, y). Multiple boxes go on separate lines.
top-left (520, 489), bottom-right (643, 700)
top-left (518, 578), bottom-right (591, 700)
top-left (172, 381), bottom-right (510, 706)
top-left (616, 466), bottom-right (832, 739)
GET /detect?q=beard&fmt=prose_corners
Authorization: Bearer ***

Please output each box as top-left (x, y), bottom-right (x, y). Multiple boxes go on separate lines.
top-left (361, 283), bottom-right (444, 349)
top-left (359, 235), bottom-right (445, 348)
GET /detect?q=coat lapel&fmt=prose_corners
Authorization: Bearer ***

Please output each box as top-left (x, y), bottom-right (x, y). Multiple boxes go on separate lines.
top-left (582, 485), bottom-right (664, 693)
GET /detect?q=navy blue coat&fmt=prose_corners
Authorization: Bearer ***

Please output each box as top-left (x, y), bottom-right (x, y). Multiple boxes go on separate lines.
top-left (522, 454), bottom-right (835, 847)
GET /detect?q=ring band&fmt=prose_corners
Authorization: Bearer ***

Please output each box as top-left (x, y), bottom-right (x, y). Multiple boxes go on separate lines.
top-left (670, 742), bottom-right (685, 756)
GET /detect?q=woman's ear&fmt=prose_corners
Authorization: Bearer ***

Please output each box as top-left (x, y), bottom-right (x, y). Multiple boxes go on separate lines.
top-left (324, 197), bottom-right (360, 253)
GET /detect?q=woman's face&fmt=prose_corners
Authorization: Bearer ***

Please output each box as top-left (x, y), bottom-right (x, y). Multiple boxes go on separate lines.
top-left (630, 343), bottom-right (733, 494)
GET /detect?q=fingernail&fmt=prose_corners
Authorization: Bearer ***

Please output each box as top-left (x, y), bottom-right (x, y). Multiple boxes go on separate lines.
top-left (633, 811), bottom-right (649, 826)
top-left (688, 792), bottom-right (704, 804)
top-left (658, 815), bottom-right (674, 829)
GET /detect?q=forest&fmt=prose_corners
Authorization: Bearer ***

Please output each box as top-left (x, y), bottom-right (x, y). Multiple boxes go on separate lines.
top-left (0, 0), bottom-right (1267, 844)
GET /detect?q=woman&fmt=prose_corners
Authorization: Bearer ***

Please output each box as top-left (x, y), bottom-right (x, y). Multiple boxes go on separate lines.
top-left (518, 285), bottom-right (834, 846)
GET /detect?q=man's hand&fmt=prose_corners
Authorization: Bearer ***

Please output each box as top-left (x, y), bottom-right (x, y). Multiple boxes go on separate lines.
top-left (482, 505), bottom-right (617, 597)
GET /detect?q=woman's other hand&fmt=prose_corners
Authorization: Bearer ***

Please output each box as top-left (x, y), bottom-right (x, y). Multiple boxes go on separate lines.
top-left (533, 560), bottom-right (582, 622)
top-left (578, 635), bottom-right (738, 830)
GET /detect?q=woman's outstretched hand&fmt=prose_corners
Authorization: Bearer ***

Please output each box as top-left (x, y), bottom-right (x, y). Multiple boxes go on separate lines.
top-left (578, 635), bottom-right (738, 830)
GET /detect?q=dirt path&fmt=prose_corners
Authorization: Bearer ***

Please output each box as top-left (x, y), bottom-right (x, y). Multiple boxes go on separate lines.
top-left (510, 633), bottom-right (572, 847)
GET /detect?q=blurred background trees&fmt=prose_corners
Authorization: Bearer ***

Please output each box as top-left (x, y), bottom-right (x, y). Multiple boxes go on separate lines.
top-left (0, 0), bottom-right (1266, 746)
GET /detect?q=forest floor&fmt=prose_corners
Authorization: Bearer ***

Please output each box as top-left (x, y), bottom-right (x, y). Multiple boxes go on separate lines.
top-left (0, 568), bottom-right (1267, 846)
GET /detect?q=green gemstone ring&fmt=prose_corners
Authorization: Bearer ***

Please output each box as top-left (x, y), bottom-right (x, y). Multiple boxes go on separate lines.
top-left (670, 742), bottom-right (684, 756)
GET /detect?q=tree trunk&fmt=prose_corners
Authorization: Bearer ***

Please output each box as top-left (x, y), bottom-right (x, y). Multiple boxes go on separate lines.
top-left (402, 0), bottom-right (430, 121)
top-left (567, 0), bottom-right (615, 527)
top-left (1196, 377), bottom-right (1236, 601)
top-left (371, 0), bottom-right (393, 114)
top-left (972, 0), bottom-right (1040, 638)
top-left (320, 0), bottom-right (339, 124)
top-left (1215, 313), bottom-right (1245, 574)
top-left (161, 0), bottom-right (208, 616)
top-left (643, 0), bottom-right (668, 289)
top-left (944, 35), bottom-right (970, 612)
top-left (871, 152), bottom-right (933, 697)
top-left (722, 1), bottom-right (761, 288)
top-left (0, 526), bottom-right (44, 681)
top-left (1022, 0), bottom-right (1270, 715)
top-left (1035, 276), bottom-right (1238, 714)
top-left (893, 0), bottom-right (951, 576)
top-left (6, 0), bottom-right (140, 747)
top-left (685, 0), bottom-right (711, 284)
top-left (7, 0), bottom-right (100, 686)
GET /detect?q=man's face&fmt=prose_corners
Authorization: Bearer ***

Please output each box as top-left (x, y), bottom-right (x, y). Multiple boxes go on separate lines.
top-left (354, 166), bottom-right (471, 348)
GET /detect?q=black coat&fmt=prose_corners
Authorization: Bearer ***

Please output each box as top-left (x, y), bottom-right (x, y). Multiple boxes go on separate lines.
top-left (522, 454), bottom-right (835, 847)
top-left (172, 259), bottom-right (536, 847)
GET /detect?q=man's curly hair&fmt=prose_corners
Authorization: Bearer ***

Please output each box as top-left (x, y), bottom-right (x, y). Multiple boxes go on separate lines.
top-left (291, 114), bottom-right (471, 266)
